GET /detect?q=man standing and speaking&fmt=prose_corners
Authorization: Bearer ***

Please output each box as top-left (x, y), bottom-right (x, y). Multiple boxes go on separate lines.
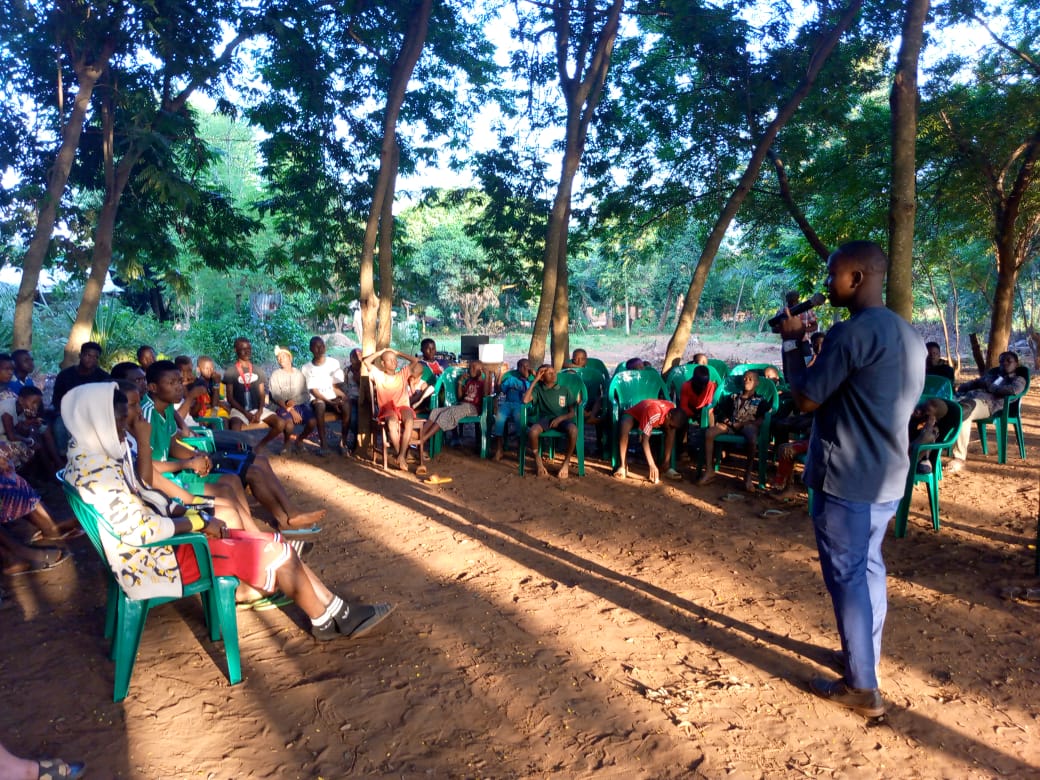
top-left (777, 241), bottom-right (925, 717)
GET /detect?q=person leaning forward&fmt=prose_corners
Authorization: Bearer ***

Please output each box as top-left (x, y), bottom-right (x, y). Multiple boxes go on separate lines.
top-left (522, 365), bottom-right (579, 480)
top-left (777, 240), bottom-right (925, 718)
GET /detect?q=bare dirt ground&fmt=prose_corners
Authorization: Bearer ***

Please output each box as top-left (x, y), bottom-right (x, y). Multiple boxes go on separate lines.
top-left (2, 340), bottom-right (1038, 779)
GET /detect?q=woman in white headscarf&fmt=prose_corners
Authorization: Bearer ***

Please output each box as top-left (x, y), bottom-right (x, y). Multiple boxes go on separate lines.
top-left (62, 382), bottom-right (392, 641)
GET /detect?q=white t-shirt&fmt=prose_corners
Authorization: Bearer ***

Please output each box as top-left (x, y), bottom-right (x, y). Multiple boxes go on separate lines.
top-left (301, 358), bottom-right (344, 398)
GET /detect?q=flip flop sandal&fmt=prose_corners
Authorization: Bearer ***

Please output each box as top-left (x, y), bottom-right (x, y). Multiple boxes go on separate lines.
top-left (760, 508), bottom-right (790, 518)
top-left (280, 525), bottom-right (322, 537)
top-left (719, 493), bottom-right (746, 502)
top-left (36, 758), bottom-right (86, 779)
top-left (6, 550), bottom-right (72, 577)
top-left (426, 475), bottom-right (452, 485)
top-left (238, 592), bottom-right (294, 611)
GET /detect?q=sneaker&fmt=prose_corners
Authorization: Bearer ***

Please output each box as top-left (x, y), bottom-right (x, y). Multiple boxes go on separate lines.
top-left (916, 461), bottom-right (933, 474)
top-left (311, 617), bottom-right (339, 642)
top-left (335, 602), bottom-right (395, 638)
top-left (809, 677), bottom-right (885, 717)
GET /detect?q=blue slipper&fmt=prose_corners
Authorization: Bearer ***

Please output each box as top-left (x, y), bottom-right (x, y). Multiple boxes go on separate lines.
top-left (280, 525), bottom-right (322, 537)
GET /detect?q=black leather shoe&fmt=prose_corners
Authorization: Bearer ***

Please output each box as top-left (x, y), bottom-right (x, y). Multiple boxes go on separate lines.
top-left (809, 677), bottom-right (885, 717)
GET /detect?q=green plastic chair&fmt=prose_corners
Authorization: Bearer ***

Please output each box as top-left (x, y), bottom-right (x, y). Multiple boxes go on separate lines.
top-left (707, 359), bottom-right (730, 381)
top-left (518, 372), bottom-right (586, 476)
top-left (581, 358), bottom-right (610, 382)
top-left (922, 375), bottom-right (954, 400)
top-left (974, 368), bottom-right (1030, 464)
top-left (705, 376), bottom-right (778, 486)
top-left (664, 364), bottom-right (722, 429)
top-left (563, 367), bottom-right (610, 454)
top-left (61, 477), bottom-right (241, 702)
top-left (608, 369), bottom-right (671, 470)
top-left (729, 363), bottom-right (783, 383)
top-left (429, 366), bottom-right (494, 458)
top-left (894, 400), bottom-right (964, 537)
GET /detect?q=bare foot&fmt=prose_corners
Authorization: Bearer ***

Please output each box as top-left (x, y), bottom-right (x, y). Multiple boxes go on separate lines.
top-left (612, 468), bottom-right (627, 480)
top-left (285, 509), bottom-right (326, 528)
top-left (397, 454), bottom-right (408, 471)
top-left (744, 474), bottom-right (756, 492)
top-left (493, 447), bottom-right (504, 462)
top-left (416, 465), bottom-right (429, 477)
top-left (535, 465), bottom-right (550, 478)
top-left (558, 463), bottom-right (570, 480)
top-left (696, 472), bottom-right (716, 486)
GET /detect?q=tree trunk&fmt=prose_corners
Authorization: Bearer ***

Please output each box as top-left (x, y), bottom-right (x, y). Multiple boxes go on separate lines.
top-left (969, 333), bottom-right (986, 374)
top-left (663, 0), bottom-right (865, 369)
top-left (358, 0), bottom-right (431, 357)
top-left (62, 94), bottom-right (137, 367)
top-left (13, 51), bottom-right (113, 350)
top-left (376, 140), bottom-right (398, 350)
top-left (886, 0), bottom-right (929, 320)
top-left (986, 245), bottom-right (1021, 369)
top-left (527, 0), bottom-right (624, 368)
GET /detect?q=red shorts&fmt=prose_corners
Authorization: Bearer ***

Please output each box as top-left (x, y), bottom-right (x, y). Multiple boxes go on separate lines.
top-left (176, 529), bottom-right (292, 593)
top-left (377, 403), bottom-right (412, 423)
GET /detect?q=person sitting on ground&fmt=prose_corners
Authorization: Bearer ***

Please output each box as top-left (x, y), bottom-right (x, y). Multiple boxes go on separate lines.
top-left (925, 341), bottom-right (956, 383)
top-left (136, 345), bottom-right (156, 371)
top-left (908, 398), bottom-right (948, 475)
top-left (947, 351), bottom-right (1027, 474)
top-left (492, 358), bottom-right (533, 461)
top-left (221, 337), bottom-right (284, 454)
top-left (697, 370), bottom-right (769, 491)
top-left (1, 386), bottom-right (61, 472)
top-left (418, 338), bottom-right (446, 378)
top-left (269, 346), bottom-right (317, 456)
top-left (64, 383), bottom-right (393, 641)
top-left (9, 349), bottom-right (37, 394)
top-left (364, 348), bottom-right (419, 471)
top-left (51, 341), bottom-right (110, 416)
top-left (301, 336), bottom-right (351, 456)
top-left (407, 362), bottom-right (435, 413)
top-left (415, 361), bottom-right (486, 475)
top-left (522, 365), bottom-right (579, 480)
top-left (613, 399), bottom-right (685, 484)
top-left (143, 361), bottom-right (325, 533)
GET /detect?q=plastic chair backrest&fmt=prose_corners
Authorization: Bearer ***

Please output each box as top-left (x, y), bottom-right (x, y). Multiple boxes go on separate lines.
top-left (922, 375), bottom-right (954, 400)
top-left (664, 364), bottom-right (724, 399)
top-left (563, 367), bottom-right (606, 402)
top-left (707, 359), bottom-right (730, 380)
top-left (582, 358), bottom-right (610, 380)
top-left (554, 371), bottom-right (585, 405)
top-left (60, 475), bottom-right (111, 561)
top-left (730, 363), bottom-right (781, 380)
top-left (436, 366), bottom-right (468, 405)
top-left (721, 375), bottom-right (777, 413)
top-left (609, 369), bottom-right (668, 412)
top-left (1009, 367), bottom-right (1031, 415)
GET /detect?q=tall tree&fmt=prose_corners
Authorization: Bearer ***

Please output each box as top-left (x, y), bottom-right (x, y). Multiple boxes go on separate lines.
top-left (522, 0), bottom-right (624, 368)
top-left (922, 4), bottom-right (1040, 366)
top-left (886, 0), bottom-right (930, 319)
top-left (5, 0), bottom-right (123, 349)
top-left (661, 0), bottom-right (866, 369)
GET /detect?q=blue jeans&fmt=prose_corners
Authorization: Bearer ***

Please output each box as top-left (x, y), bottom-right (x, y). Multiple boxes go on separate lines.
top-left (493, 401), bottom-right (524, 439)
top-left (811, 492), bottom-right (898, 690)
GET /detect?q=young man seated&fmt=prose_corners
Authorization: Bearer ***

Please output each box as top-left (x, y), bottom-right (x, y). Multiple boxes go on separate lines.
top-left (418, 338), bottom-right (446, 378)
top-left (613, 399), bottom-right (685, 484)
top-left (144, 361), bottom-right (325, 533)
top-left (407, 362), bottom-right (435, 414)
top-left (948, 350), bottom-right (1027, 473)
top-left (414, 361), bottom-right (486, 475)
top-left (302, 336), bottom-right (350, 456)
top-left (925, 341), bottom-right (956, 382)
top-left (522, 365), bottom-right (579, 480)
top-left (678, 365), bottom-right (717, 462)
top-left (221, 337), bottom-right (284, 454)
top-left (270, 347), bottom-right (318, 455)
top-left (364, 348), bottom-right (419, 471)
top-left (492, 358), bottom-right (533, 461)
top-left (697, 370), bottom-right (769, 491)
top-left (51, 341), bottom-right (110, 417)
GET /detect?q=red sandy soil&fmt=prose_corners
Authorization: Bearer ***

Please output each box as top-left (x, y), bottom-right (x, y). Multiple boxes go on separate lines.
top-left (2, 351), bottom-right (1038, 779)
